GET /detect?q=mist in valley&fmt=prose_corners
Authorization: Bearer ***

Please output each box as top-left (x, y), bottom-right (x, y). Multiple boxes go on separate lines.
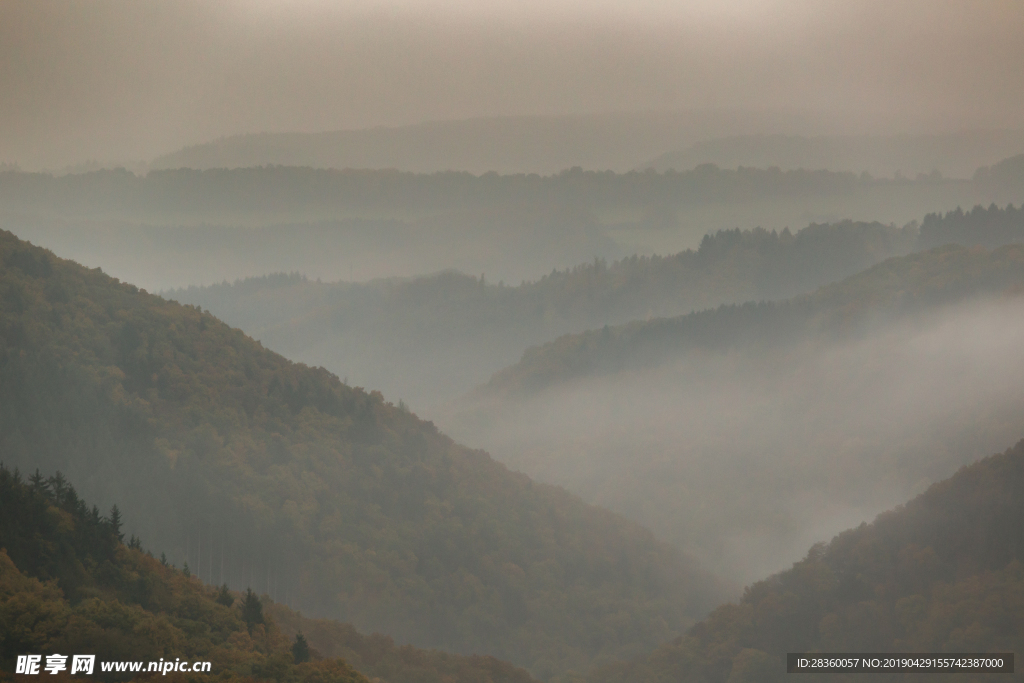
top-left (4, 1), bottom-right (1024, 680)
top-left (441, 296), bottom-right (1024, 586)
top-left (164, 219), bottom-right (921, 410)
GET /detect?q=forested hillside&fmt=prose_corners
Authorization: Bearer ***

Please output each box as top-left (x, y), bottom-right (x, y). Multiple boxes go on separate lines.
top-left (0, 467), bottom-right (367, 683)
top-left (168, 220), bottom-right (916, 409)
top-left (5, 157), bottom-right (1020, 291)
top-left (919, 202), bottom-right (1024, 249)
top-left (0, 467), bottom-right (539, 683)
top-left (0, 230), bottom-right (722, 679)
top-left (585, 439), bottom-right (1024, 683)
top-left (479, 244), bottom-right (1024, 397)
top-left (445, 245), bottom-right (1024, 584)
top-left (267, 605), bottom-right (537, 683)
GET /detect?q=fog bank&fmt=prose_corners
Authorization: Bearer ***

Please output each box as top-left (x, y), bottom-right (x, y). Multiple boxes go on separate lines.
top-left (442, 297), bottom-right (1024, 584)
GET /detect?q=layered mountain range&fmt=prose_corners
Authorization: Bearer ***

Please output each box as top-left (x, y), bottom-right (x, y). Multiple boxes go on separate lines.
top-left (0, 230), bottom-right (723, 679)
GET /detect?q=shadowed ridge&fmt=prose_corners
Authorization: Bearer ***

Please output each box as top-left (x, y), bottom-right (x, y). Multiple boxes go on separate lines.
top-left (585, 438), bottom-right (1024, 683)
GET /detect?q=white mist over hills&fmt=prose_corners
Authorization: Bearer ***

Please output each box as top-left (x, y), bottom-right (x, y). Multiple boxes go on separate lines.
top-left (442, 295), bottom-right (1024, 585)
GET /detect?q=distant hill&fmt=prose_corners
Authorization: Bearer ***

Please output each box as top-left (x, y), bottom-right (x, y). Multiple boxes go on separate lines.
top-left (0, 466), bottom-right (538, 683)
top-left (585, 438), bottom-right (1024, 683)
top-left (446, 245), bottom-right (1024, 584)
top-left (147, 112), bottom-right (771, 175)
top-left (1, 165), bottom-right (976, 222)
top-left (973, 154), bottom-right (1024, 204)
top-left (919, 201), bottom-right (1024, 250)
top-left (478, 244), bottom-right (1024, 397)
top-left (642, 132), bottom-right (1024, 179)
top-left (6, 159), bottom-right (1019, 291)
top-left (0, 230), bottom-right (723, 679)
top-left (167, 220), bottom-right (916, 410)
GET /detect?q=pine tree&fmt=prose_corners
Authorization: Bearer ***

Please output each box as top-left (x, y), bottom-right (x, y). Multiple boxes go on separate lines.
top-left (108, 504), bottom-right (124, 542)
top-left (292, 632), bottom-right (311, 664)
top-left (216, 583), bottom-right (234, 607)
top-left (242, 588), bottom-right (264, 632)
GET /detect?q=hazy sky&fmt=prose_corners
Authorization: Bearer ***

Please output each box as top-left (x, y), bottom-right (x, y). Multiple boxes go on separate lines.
top-left (1, 0), bottom-right (1022, 169)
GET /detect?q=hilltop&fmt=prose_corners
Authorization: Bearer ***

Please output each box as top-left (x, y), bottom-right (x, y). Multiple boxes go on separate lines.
top-left (919, 201), bottom-right (1024, 249)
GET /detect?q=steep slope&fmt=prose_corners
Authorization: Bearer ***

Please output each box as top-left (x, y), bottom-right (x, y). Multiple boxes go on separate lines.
top-left (0, 467), bottom-right (539, 683)
top-left (0, 467), bottom-right (368, 683)
top-left (267, 605), bottom-right (538, 683)
top-left (167, 220), bottom-right (916, 409)
top-left (445, 245), bottom-right (1024, 583)
top-left (0, 230), bottom-right (722, 679)
top-left (585, 439), bottom-right (1024, 683)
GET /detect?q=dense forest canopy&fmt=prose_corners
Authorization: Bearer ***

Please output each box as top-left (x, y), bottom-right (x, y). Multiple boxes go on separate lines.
top-left (585, 439), bottom-right (1024, 683)
top-left (0, 229), bottom-right (723, 679)
top-left (0, 466), bottom-right (540, 683)
top-left (0, 466), bottom-right (369, 683)
top-left (919, 202), bottom-right (1024, 249)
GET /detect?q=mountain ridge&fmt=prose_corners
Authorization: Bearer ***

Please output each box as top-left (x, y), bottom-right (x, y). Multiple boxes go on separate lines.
top-left (146, 112), bottom-right (780, 176)
top-left (477, 243), bottom-right (1024, 399)
top-left (441, 243), bottom-right (1024, 585)
top-left (0, 228), bottom-right (724, 679)
top-left (641, 131), bottom-right (1024, 179)
top-left (166, 219), bottom-right (917, 409)
top-left (584, 438), bottom-right (1024, 682)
